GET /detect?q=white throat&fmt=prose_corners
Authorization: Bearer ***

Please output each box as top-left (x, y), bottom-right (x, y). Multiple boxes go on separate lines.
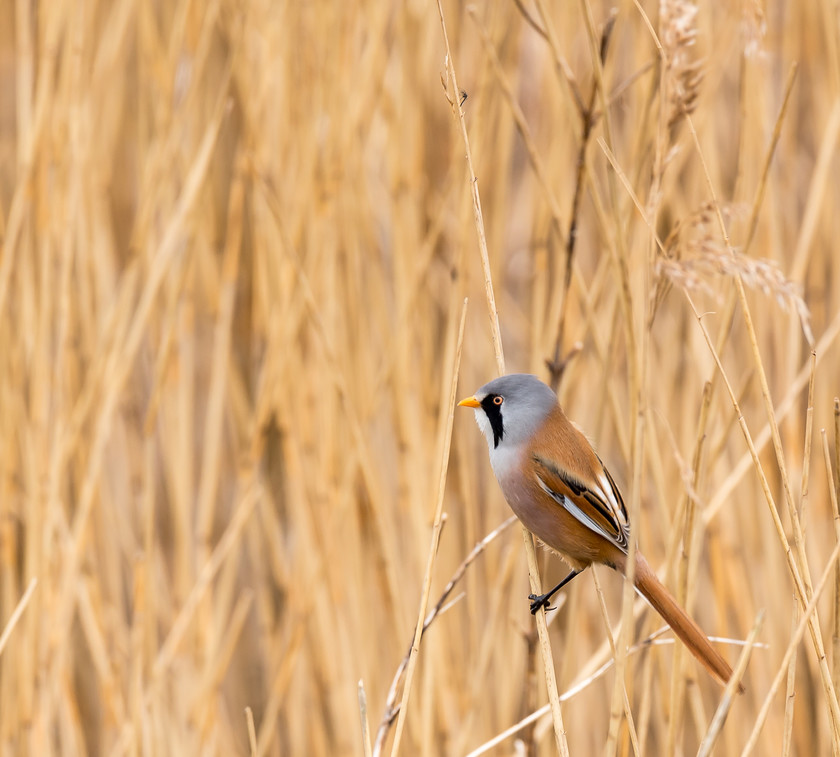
top-left (472, 409), bottom-right (523, 481)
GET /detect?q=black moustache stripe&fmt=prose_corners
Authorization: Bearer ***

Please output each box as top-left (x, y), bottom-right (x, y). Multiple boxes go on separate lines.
top-left (480, 395), bottom-right (504, 448)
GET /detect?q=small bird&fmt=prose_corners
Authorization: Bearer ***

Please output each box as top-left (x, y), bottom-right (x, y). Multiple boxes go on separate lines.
top-left (458, 373), bottom-right (737, 689)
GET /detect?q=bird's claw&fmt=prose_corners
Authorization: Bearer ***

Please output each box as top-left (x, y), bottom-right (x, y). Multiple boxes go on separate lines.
top-left (528, 593), bottom-right (556, 615)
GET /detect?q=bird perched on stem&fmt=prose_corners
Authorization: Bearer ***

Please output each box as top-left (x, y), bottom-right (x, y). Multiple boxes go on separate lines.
top-left (458, 373), bottom-right (739, 690)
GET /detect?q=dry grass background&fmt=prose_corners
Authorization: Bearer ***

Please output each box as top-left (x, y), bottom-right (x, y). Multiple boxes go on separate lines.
top-left (1, 0), bottom-right (840, 755)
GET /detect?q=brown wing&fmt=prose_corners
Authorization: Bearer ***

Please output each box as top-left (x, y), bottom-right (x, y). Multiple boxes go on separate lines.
top-left (532, 452), bottom-right (630, 554)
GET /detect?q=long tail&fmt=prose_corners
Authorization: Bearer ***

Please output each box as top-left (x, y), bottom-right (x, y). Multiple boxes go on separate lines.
top-left (632, 554), bottom-right (741, 691)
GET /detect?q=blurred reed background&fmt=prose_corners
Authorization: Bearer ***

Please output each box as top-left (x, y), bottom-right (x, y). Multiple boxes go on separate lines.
top-left (1, 0), bottom-right (840, 755)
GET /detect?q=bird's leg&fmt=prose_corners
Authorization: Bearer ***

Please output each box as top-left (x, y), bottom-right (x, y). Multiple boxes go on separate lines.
top-left (529, 569), bottom-right (581, 614)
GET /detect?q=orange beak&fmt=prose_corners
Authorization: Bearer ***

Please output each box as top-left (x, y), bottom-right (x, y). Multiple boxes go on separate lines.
top-left (457, 396), bottom-right (481, 408)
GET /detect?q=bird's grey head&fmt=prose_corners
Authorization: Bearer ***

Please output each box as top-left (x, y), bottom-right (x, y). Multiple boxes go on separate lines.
top-left (458, 374), bottom-right (557, 451)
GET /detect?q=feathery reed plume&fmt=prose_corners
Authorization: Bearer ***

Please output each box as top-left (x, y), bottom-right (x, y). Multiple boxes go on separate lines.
top-left (660, 0), bottom-right (703, 129)
top-left (654, 203), bottom-right (813, 343)
top-left (742, 0), bottom-right (767, 59)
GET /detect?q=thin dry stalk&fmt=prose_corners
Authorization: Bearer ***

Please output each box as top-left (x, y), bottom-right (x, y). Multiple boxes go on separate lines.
top-left (606, 410), bottom-right (647, 757)
top-left (389, 299), bottom-right (467, 755)
top-left (600, 83), bottom-right (840, 745)
top-left (245, 707), bottom-right (257, 757)
top-left (512, 0), bottom-right (549, 42)
top-left (577, 3), bottom-right (647, 751)
top-left (835, 399), bottom-right (840, 511)
top-left (435, 5), bottom-right (503, 371)
top-left (591, 569), bottom-right (641, 757)
top-left (742, 65), bottom-right (800, 260)
top-left (705, 310), bottom-right (840, 522)
top-left (532, 0), bottom-right (587, 116)
top-left (668, 380), bottom-right (713, 754)
top-left (828, 423), bottom-right (840, 699)
top-left (470, 10), bottom-right (565, 248)
top-left (686, 289), bottom-right (840, 739)
top-left (782, 600), bottom-right (798, 757)
top-left (373, 516), bottom-right (517, 756)
top-left (781, 351), bottom-right (817, 754)
top-left (465, 630), bottom-right (672, 757)
top-left (682, 105), bottom-right (840, 736)
top-left (792, 101), bottom-right (840, 284)
top-left (448, 523), bottom-right (522, 757)
top-left (547, 13), bottom-right (617, 390)
top-left (701, 63), bottom-right (801, 401)
top-left (469, 5), bottom-right (591, 397)
top-left (435, 3), bottom-right (568, 753)
top-left (579, 0), bottom-right (640, 439)
top-left (195, 153), bottom-right (246, 550)
top-left (686, 286), bottom-right (840, 719)
top-left (470, 7), bottom-right (592, 388)
top-left (153, 482), bottom-right (259, 680)
top-left (697, 611), bottom-right (763, 757)
top-left (0, 579), bottom-right (38, 658)
top-left (822, 397), bottom-right (840, 688)
top-left (741, 537), bottom-right (840, 756)
top-left (358, 682), bottom-right (373, 757)
top-left (190, 590), bottom-right (254, 726)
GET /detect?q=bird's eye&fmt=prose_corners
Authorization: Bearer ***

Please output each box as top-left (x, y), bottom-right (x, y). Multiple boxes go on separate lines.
top-left (493, 396), bottom-right (503, 406)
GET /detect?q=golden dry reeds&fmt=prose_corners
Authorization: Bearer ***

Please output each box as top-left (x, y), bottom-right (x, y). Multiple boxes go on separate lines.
top-left (1, 1), bottom-right (840, 755)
